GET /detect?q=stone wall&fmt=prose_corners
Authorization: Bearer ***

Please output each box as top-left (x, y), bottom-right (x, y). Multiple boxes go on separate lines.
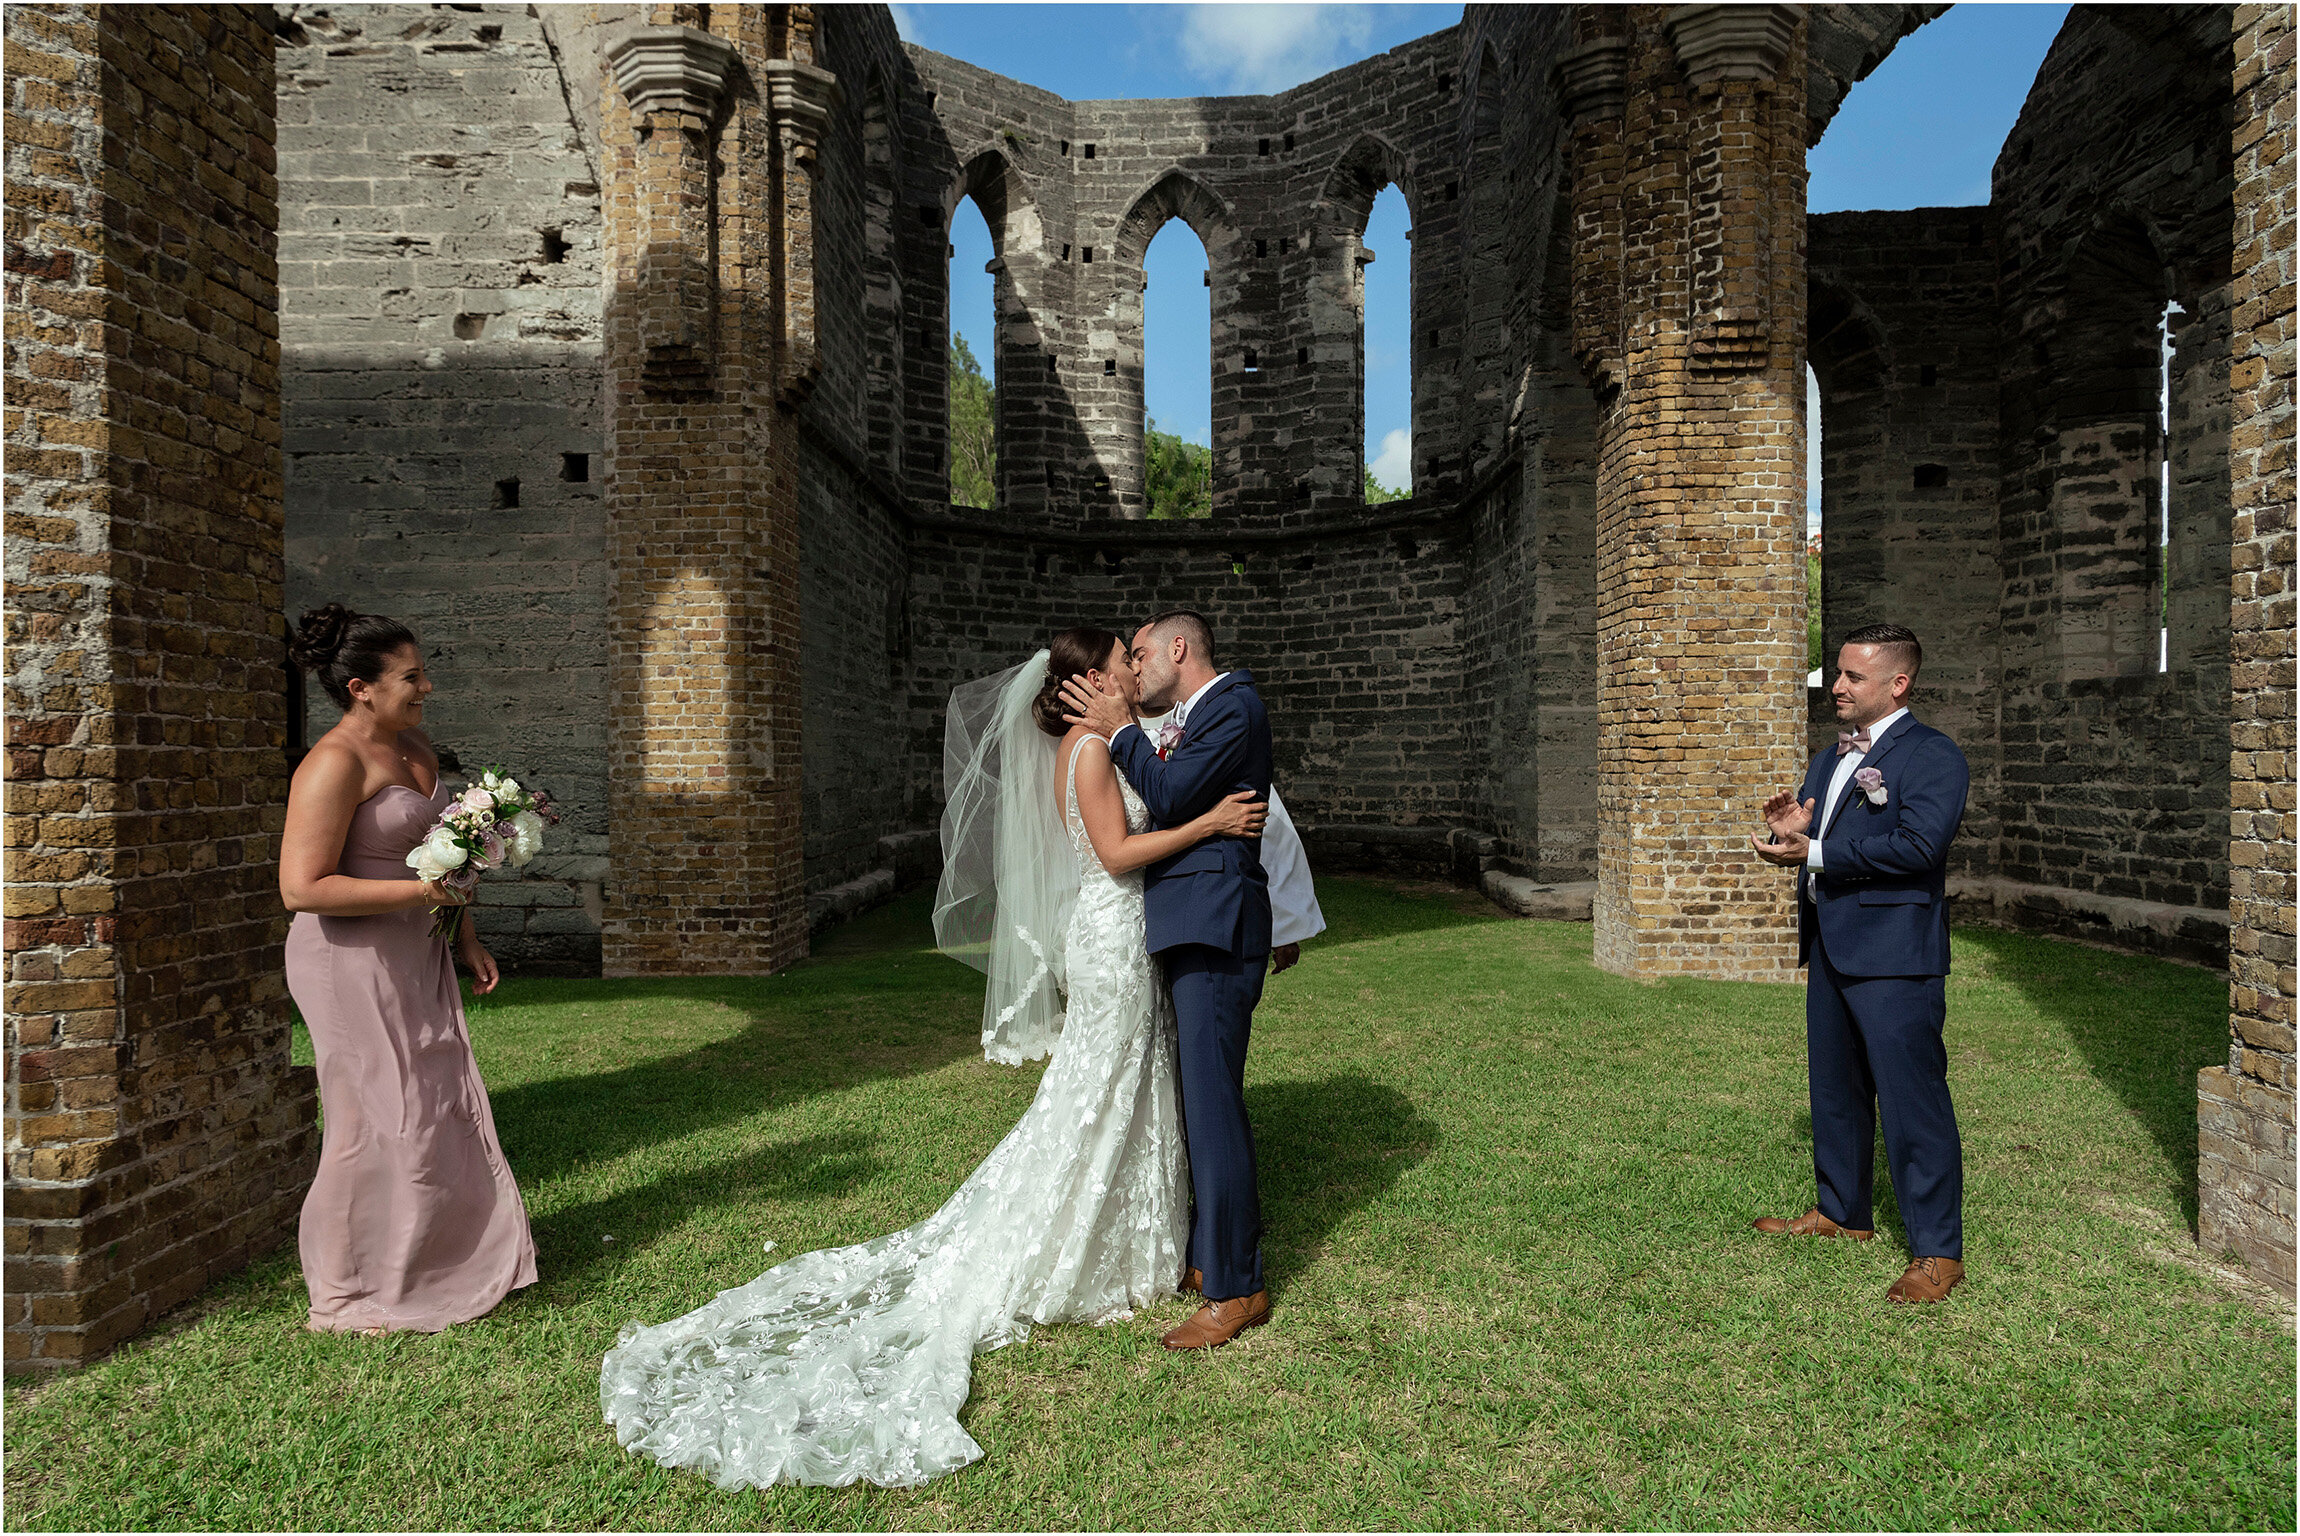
top-left (4, 3), bottom-right (314, 1376)
top-left (2200, 0), bottom-right (2296, 1294)
top-left (1986, 7), bottom-right (2237, 946)
top-left (1807, 208), bottom-right (2003, 868)
top-left (275, 3), bottom-right (610, 972)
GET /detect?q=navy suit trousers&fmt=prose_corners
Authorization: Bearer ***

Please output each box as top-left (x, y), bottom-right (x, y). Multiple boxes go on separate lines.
top-left (1165, 943), bottom-right (1266, 1300)
top-left (1807, 928), bottom-right (1964, 1258)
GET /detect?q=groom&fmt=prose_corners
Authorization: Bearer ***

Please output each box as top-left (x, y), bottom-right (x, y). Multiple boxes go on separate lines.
top-left (1750, 623), bottom-right (1971, 1304)
top-left (1062, 610), bottom-right (1274, 1349)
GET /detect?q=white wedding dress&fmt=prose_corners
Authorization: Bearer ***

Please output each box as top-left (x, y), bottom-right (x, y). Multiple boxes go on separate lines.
top-left (600, 738), bottom-right (1188, 1489)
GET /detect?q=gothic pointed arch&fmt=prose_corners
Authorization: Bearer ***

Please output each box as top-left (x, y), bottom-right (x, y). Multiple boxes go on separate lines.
top-left (1317, 131), bottom-right (1417, 237)
top-left (1114, 168), bottom-right (1239, 265)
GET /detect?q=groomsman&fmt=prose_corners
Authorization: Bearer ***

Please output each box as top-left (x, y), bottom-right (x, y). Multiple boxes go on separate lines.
top-left (1749, 624), bottom-right (1971, 1303)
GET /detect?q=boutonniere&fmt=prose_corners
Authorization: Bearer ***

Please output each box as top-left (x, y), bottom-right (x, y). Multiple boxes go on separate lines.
top-left (1154, 720), bottom-right (1184, 761)
top-left (1853, 766), bottom-right (1888, 806)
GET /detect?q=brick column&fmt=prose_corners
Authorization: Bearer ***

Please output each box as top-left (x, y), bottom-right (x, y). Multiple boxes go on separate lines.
top-left (598, 5), bottom-right (816, 976)
top-left (2200, 2), bottom-right (2296, 1294)
top-left (4, 3), bottom-right (314, 1375)
top-left (1574, 4), bottom-right (1808, 978)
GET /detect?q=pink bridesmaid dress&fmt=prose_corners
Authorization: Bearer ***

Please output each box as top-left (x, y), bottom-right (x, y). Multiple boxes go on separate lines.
top-left (285, 778), bottom-right (538, 1333)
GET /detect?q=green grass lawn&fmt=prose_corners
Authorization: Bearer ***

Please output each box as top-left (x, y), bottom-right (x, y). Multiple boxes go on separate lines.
top-left (6, 878), bottom-right (2292, 1530)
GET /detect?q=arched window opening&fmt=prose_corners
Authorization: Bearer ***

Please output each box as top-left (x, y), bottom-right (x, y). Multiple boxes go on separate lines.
top-left (948, 194), bottom-right (997, 510)
top-left (1807, 362), bottom-right (1824, 683)
top-left (1142, 215), bottom-right (1212, 519)
top-left (1363, 182), bottom-right (1412, 503)
top-left (2156, 296), bottom-right (2184, 673)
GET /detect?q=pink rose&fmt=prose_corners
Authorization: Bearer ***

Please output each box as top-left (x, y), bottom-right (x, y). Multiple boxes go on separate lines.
top-left (460, 785), bottom-right (494, 815)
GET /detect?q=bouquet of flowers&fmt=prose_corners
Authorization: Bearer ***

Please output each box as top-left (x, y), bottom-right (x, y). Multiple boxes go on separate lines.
top-left (405, 767), bottom-right (563, 939)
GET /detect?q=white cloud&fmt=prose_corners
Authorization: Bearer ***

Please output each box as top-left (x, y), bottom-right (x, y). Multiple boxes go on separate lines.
top-left (1176, 4), bottom-right (1380, 95)
top-left (888, 3), bottom-right (922, 43)
top-left (1369, 427), bottom-right (1411, 491)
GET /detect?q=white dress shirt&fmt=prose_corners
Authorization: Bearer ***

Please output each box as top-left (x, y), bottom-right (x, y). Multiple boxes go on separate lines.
top-left (1134, 684), bottom-right (1326, 947)
top-left (1809, 706), bottom-right (1908, 871)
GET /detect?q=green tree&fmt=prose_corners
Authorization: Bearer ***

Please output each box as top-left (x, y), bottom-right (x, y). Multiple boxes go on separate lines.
top-left (1364, 465), bottom-right (1406, 505)
top-left (1144, 417), bottom-right (1211, 520)
top-left (949, 333), bottom-right (995, 509)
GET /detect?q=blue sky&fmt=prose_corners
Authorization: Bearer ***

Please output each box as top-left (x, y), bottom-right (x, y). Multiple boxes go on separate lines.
top-left (926, 3), bottom-right (2070, 490)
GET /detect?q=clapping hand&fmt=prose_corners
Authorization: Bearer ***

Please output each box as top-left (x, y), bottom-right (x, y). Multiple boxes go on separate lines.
top-left (1750, 788), bottom-right (1816, 866)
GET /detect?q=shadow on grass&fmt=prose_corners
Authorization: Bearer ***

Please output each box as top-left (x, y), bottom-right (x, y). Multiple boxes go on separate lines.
top-left (1956, 925), bottom-right (2229, 1226)
top-left (1252, 1074), bottom-right (1438, 1296)
top-left (524, 1130), bottom-right (886, 1289)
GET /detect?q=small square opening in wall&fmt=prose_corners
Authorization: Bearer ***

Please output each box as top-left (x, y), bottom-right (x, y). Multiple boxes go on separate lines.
top-left (540, 228), bottom-right (569, 264)
top-left (494, 476), bottom-right (520, 509)
top-left (1259, 138), bottom-right (1271, 155)
top-left (1295, 480), bottom-right (1310, 501)
top-left (1033, 549), bottom-right (1051, 576)
top-left (1284, 132), bottom-right (1295, 151)
top-left (1436, 71), bottom-right (1452, 93)
top-left (1919, 363), bottom-right (1939, 386)
top-left (1278, 236), bottom-right (1292, 254)
top-left (1255, 239), bottom-right (1268, 258)
top-left (1104, 358), bottom-right (1117, 375)
top-left (559, 452), bottom-right (589, 482)
top-left (1914, 464), bottom-right (1949, 489)
top-left (1044, 465), bottom-right (1057, 486)
top-left (454, 313), bottom-right (487, 340)
top-left (1203, 269), bottom-right (1210, 287)
top-left (920, 206), bottom-right (940, 227)
top-left (1243, 349), bottom-right (1259, 372)
top-left (1444, 181), bottom-right (1458, 202)
top-left (1093, 472), bottom-right (1111, 494)
top-left (1082, 143), bottom-right (1095, 158)
top-left (1297, 346), bottom-right (1309, 367)
top-left (1060, 140), bottom-right (1071, 156)
top-left (1082, 247), bottom-right (1094, 263)
top-left (1061, 243), bottom-right (1071, 260)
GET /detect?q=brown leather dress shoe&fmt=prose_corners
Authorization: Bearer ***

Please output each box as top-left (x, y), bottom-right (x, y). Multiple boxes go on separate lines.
top-left (1178, 1267), bottom-right (1203, 1295)
top-left (1753, 1206), bottom-right (1876, 1240)
top-left (1886, 1255), bottom-right (1965, 1303)
top-left (1160, 1290), bottom-right (1269, 1350)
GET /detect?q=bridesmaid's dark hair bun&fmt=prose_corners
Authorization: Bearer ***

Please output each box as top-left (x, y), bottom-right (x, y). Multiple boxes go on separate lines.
top-left (1034, 626), bottom-right (1125, 737)
top-left (291, 604), bottom-right (418, 710)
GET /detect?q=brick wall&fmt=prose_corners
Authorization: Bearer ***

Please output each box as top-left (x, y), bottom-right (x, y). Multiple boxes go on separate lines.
top-left (2200, 0), bottom-right (2295, 1294)
top-left (1576, 6), bottom-right (1812, 979)
top-left (4, 3), bottom-right (313, 1376)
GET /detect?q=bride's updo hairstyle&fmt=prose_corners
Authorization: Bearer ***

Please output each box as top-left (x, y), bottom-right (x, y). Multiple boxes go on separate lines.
top-left (1033, 626), bottom-right (1124, 737)
top-left (290, 603), bottom-right (419, 711)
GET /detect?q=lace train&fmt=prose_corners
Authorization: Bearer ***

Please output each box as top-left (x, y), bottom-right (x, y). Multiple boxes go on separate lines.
top-left (601, 742), bottom-right (1185, 1489)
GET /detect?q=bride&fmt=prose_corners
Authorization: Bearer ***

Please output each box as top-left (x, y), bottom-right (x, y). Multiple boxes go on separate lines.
top-left (599, 627), bottom-right (1267, 1489)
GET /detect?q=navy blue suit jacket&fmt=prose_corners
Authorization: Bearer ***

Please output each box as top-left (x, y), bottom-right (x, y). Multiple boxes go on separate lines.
top-left (1108, 671), bottom-right (1274, 958)
top-left (1794, 714), bottom-right (1970, 978)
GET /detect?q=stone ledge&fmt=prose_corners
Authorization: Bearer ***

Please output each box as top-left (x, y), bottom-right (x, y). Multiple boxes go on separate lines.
top-left (808, 868), bottom-right (897, 937)
top-left (1947, 875), bottom-right (2229, 967)
top-left (1481, 874), bottom-right (1597, 922)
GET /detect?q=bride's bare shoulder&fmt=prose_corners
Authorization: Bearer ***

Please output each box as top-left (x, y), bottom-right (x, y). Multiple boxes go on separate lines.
top-left (1059, 725), bottom-right (1112, 768)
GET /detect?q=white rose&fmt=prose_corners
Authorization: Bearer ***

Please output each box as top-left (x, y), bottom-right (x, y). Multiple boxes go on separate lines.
top-left (403, 826), bottom-right (470, 887)
top-left (497, 777), bottom-right (521, 798)
top-left (482, 770), bottom-right (501, 789)
top-left (508, 810), bottom-right (545, 867)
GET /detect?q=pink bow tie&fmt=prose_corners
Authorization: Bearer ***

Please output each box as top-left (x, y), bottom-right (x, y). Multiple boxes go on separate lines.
top-left (1836, 727), bottom-right (1874, 757)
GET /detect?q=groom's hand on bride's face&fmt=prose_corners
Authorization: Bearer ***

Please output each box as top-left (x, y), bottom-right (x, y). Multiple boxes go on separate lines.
top-left (1059, 675), bottom-right (1132, 735)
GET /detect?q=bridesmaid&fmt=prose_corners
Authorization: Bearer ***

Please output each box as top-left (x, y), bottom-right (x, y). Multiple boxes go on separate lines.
top-left (279, 604), bottom-right (538, 1334)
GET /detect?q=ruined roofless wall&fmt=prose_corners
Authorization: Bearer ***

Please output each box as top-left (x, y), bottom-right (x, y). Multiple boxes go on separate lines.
top-left (275, 4), bottom-right (610, 974)
top-left (1987, 5), bottom-right (2237, 956)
